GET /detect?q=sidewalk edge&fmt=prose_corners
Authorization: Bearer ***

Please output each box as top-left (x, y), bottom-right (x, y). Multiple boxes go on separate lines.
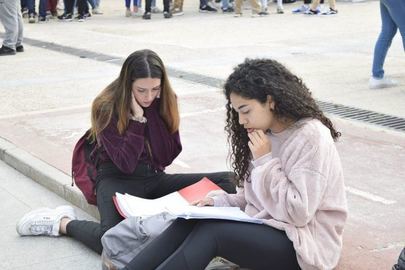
top-left (0, 136), bottom-right (100, 220)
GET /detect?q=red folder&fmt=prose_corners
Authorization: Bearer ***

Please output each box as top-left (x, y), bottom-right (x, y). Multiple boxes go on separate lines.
top-left (178, 177), bottom-right (222, 203)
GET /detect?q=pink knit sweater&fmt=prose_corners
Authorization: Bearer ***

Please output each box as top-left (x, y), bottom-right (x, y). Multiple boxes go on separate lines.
top-left (211, 118), bottom-right (347, 270)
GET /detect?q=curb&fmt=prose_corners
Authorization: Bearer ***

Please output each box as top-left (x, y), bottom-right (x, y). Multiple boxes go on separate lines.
top-left (0, 136), bottom-right (100, 219)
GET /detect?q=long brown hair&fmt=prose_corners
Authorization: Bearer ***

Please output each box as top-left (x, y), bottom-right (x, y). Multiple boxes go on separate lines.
top-left (89, 49), bottom-right (180, 141)
top-left (224, 58), bottom-right (341, 186)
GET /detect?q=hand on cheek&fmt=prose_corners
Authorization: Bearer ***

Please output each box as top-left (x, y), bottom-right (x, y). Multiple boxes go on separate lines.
top-left (131, 92), bottom-right (144, 117)
top-left (247, 130), bottom-right (272, 160)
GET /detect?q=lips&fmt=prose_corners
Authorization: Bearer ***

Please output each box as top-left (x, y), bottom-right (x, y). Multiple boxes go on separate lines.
top-left (246, 128), bottom-right (254, 133)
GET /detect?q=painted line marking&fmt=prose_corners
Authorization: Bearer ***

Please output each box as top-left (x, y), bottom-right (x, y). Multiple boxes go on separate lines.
top-left (346, 186), bottom-right (396, 205)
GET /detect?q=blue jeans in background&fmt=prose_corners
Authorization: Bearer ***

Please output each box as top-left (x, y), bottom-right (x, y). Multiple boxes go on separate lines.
top-left (372, 0), bottom-right (405, 78)
top-left (125, 0), bottom-right (140, 8)
top-left (87, 0), bottom-right (95, 9)
top-left (25, 0), bottom-right (35, 14)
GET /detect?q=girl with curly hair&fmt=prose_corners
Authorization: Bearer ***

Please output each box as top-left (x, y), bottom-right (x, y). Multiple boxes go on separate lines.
top-left (120, 58), bottom-right (348, 270)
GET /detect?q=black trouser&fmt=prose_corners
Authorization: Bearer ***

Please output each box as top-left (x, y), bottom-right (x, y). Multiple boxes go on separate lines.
top-left (64, 0), bottom-right (87, 15)
top-left (66, 162), bottom-right (236, 254)
top-left (145, 0), bottom-right (170, 13)
top-left (303, 0), bottom-right (324, 4)
top-left (124, 219), bottom-right (301, 270)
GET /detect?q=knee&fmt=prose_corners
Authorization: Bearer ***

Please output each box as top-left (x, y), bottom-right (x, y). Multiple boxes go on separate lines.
top-left (380, 26), bottom-right (398, 42)
top-left (215, 172), bottom-right (237, 193)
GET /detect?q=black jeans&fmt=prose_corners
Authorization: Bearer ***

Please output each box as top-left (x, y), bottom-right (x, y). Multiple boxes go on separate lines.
top-left (66, 162), bottom-right (236, 254)
top-left (64, 0), bottom-right (87, 15)
top-left (124, 219), bottom-right (301, 270)
top-left (145, 0), bottom-right (170, 13)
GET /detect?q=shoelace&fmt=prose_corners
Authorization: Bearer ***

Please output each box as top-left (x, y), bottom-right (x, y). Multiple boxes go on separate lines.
top-left (30, 220), bottom-right (54, 235)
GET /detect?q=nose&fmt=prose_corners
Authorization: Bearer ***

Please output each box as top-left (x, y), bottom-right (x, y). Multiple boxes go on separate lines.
top-left (238, 113), bottom-right (246, 125)
top-left (145, 90), bottom-right (154, 102)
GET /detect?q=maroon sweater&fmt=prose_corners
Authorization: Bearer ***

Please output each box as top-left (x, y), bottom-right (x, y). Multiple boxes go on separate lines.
top-left (96, 99), bottom-right (182, 174)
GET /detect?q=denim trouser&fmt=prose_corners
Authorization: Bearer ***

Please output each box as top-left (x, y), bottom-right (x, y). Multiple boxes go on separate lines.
top-left (372, 0), bottom-right (405, 79)
top-left (26, 0), bottom-right (47, 16)
top-left (0, 0), bottom-right (23, 50)
top-left (125, 0), bottom-right (142, 8)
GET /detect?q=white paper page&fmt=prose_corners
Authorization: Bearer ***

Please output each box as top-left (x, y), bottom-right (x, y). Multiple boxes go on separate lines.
top-left (115, 192), bottom-right (189, 217)
top-left (167, 205), bottom-right (263, 224)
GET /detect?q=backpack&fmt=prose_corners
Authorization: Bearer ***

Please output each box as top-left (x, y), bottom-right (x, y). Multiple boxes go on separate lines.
top-left (101, 213), bottom-right (176, 270)
top-left (71, 130), bottom-right (99, 205)
top-left (393, 248), bottom-right (405, 270)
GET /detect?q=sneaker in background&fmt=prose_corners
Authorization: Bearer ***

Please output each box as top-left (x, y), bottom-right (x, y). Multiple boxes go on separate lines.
top-left (171, 8), bottom-right (184, 16)
top-left (163, 11), bottom-right (172, 18)
top-left (321, 7), bottom-right (338, 15)
top-left (392, 247), bottom-right (405, 270)
top-left (28, 13), bottom-right (36, 23)
top-left (277, 7), bottom-right (284, 14)
top-left (234, 12), bottom-right (242, 17)
top-left (222, 6), bottom-right (234, 13)
top-left (92, 7), bottom-right (103, 14)
top-left (16, 205), bottom-right (76, 237)
top-left (292, 4), bottom-right (308, 13)
top-left (199, 5), bottom-right (217, 12)
top-left (22, 7), bottom-right (29, 18)
top-left (76, 14), bottom-right (86, 22)
top-left (125, 8), bottom-right (131, 17)
top-left (142, 12), bottom-right (152, 19)
top-left (58, 13), bottom-right (73, 21)
top-left (0, 45), bottom-right (16, 56)
top-left (369, 77), bottom-right (397, 89)
top-left (16, 45), bottom-right (24, 53)
top-left (38, 16), bottom-right (48, 22)
top-left (152, 6), bottom-right (162, 13)
top-left (304, 8), bottom-right (320, 15)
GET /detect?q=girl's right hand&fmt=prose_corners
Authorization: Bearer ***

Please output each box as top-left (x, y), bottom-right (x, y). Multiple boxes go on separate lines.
top-left (131, 92), bottom-right (144, 118)
top-left (192, 197), bottom-right (214, 207)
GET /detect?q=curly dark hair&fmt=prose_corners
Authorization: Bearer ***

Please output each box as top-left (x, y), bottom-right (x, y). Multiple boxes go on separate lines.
top-left (224, 58), bottom-right (341, 187)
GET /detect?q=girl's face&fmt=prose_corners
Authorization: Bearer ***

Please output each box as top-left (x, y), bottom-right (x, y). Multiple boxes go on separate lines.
top-left (132, 78), bottom-right (161, 108)
top-left (230, 92), bottom-right (278, 133)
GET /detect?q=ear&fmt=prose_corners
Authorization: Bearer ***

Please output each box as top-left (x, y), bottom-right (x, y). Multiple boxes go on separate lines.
top-left (267, 95), bottom-right (275, 111)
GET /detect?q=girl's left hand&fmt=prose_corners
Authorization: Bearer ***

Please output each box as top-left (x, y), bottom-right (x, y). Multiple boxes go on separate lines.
top-left (248, 130), bottom-right (272, 160)
top-left (191, 197), bottom-right (214, 207)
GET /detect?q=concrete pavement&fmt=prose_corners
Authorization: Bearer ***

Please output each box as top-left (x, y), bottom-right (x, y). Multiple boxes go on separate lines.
top-left (0, 160), bottom-right (100, 269)
top-left (0, 0), bottom-right (404, 269)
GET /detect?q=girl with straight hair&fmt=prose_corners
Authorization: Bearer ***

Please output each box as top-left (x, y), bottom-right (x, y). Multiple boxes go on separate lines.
top-left (16, 49), bottom-right (236, 254)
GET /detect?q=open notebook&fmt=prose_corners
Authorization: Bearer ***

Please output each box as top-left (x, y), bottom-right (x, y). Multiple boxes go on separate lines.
top-left (113, 177), bottom-right (262, 224)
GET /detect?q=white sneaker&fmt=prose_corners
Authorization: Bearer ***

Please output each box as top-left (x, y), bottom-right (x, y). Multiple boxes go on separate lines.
top-left (92, 8), bottom-right (103, 15)
top-left (369, 77), bottom-right (397, 89)
top-left (16, 205), bottom-right (76, 237)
